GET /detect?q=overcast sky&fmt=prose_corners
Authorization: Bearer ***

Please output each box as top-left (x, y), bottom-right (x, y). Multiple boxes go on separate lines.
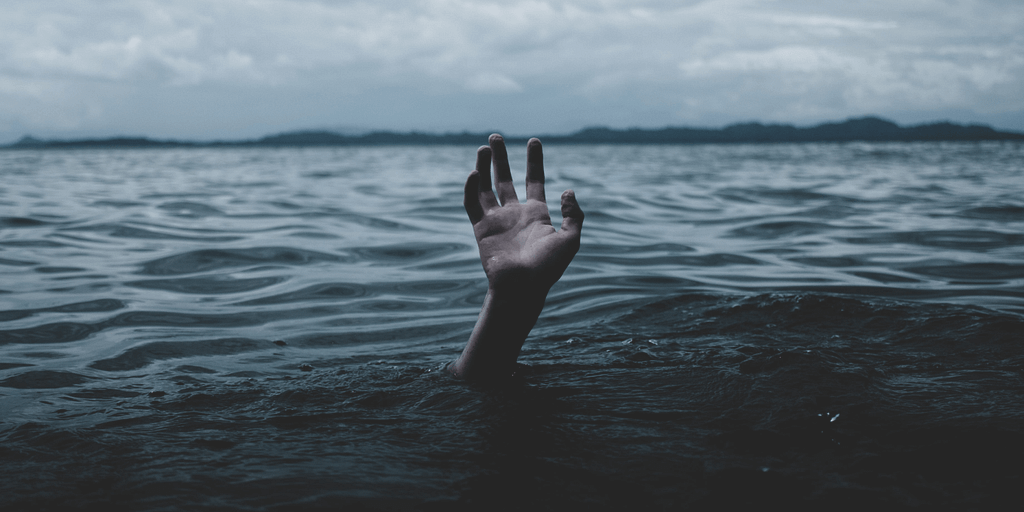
top-left (1, 0), bottom-right (1022, 142)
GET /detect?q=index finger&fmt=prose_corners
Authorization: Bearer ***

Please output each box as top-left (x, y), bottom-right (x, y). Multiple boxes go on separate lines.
top-left (475, 145), bottom-right (498, 211)
top-left (489, 134), bottom-right (518, 205)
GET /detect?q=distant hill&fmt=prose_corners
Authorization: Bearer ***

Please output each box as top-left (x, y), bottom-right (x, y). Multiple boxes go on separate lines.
top-left (255, 130), bottom-right (484, 146)
top-left (6, 135), bottom-right (193, 149)
top-left (5, 117), bottom-right (1022, 149)
top-left (545, 117), bottom-right (1024, 144)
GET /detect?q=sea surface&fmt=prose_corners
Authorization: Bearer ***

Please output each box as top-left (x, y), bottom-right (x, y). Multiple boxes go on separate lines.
top-left (1, 142), bottom-right (1022, 510)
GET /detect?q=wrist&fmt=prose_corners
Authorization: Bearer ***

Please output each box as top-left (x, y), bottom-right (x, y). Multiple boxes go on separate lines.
top-left (485, 268), bottom-right (554, 304)
top-left (486, 283), bottom-right (549, 308)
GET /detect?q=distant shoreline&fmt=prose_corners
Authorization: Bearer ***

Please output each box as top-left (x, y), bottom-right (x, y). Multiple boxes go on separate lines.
top-left (4, 116), bottom-right (1023, 149)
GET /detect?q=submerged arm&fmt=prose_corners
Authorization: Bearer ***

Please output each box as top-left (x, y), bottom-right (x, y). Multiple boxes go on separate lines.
top-left (449, 135), bottom-right (584, 383)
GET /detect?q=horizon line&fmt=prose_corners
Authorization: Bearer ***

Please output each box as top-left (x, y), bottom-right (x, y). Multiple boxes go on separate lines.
top-left (6, 115), bottom-right (1024, 148)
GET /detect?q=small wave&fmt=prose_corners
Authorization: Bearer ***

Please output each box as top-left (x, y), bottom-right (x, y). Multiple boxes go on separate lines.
top-left (68, 223), bottom-right (243, 242)
top-left (91, 200), bottom-right (146, 208)
top-left (728, 221), bottom-right (836, 239)
top-left (0, 299), bottom-right (125, 323)
top-left (157, 201), bottom-right (225, 218)
top-left (137, 246), bottom-right (348, 276)
top-left (0, 362), bottom-right (34, 370)
top-left (234, 282), bottom-right (367, 305)
top-left (89, 337), bottom-right (269, 371)
top-left (957, 204), bottom-right (1024, 222)
top-left (0, 257), bottom-right (36, 267)
top-left (104, 310), bottom-right (276, 329)
top-left (0, 322), bottom-right (103, 346)
top-left (605, 292), bottom-right (1024, 350)
top-left (794, 203), bottom-right (862, 220)
top-left (0, 217), bottom-right (50, 228)
top-left (788, 256), bottom-right (865, 267)
top-left (0, 239), bottom-right (69, 248)
top-left (392, 279), bottom-right (475, 294)
top-left (714, 187), bottom-right (856, 205)
top-left (126, 276), bottom-right (285, 294)
top-left (0, 370), bottom-right (92, 389)
top-left (67, 388), bottom-right (144, 399)
top-left (0, 309), bottom-right (284, 346)
top-left (34, 266), bottom-right (86, 273)
top-left (905, 261), bottom-right (1024, 281)
top-left (843, 229), bottom-right (1024, 251)
top-left (578, 251), bottom-right (763, 268)
top-left (349, 242), bottom-right (469, 264)
top-left (849, 271), bottom-right (921, 284)
top-left (584, 242), bottom-right (697, 255)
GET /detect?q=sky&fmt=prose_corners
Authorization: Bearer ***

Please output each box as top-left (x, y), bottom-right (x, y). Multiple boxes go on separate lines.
top-left (1, 0), bottom-right (1022, 143)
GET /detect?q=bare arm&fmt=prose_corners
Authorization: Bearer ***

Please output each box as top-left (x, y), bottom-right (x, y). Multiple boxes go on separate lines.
top-left (449, 134), bottom-right (584, 383)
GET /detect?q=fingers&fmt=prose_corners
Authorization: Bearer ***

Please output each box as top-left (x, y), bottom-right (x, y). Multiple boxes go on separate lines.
top-left (475, 145), bottom-right (499, 211)
top-left (525, 138), bottom-right (545, 202)
top-left (559, 189), bottom-right (584, 237)
top-left (463, 170), bottom-right (484, 224)
top-left (489, 134), bottom-right (518, 205)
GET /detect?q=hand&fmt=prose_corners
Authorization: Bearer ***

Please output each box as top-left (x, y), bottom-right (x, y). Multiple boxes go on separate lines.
top-left (463, 135), bottom-right (584, 298)
top-left (451, 134), bottom-right (583, 383)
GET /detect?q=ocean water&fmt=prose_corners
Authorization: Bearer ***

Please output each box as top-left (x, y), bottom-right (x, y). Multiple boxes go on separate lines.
top-left (1, 142), bottom-right (1022, 510)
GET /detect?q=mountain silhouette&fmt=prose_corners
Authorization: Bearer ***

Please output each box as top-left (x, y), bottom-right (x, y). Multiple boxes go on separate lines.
top-left (6, 116), bottom-right (1022, 149)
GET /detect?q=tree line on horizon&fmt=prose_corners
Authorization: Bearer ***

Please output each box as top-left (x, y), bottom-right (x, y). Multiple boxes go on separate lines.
top-left (5, 116), bottom-right (1023, 149)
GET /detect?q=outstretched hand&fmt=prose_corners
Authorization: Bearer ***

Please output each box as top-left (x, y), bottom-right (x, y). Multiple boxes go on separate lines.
top-left (451, 134), bottom-right (583, 382)
top-left (463, 135), bottom-right (584, 298)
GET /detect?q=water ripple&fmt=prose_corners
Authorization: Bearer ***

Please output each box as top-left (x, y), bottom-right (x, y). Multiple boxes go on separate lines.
top-left (1, 143), bottom-right (1023, 508)
top-left (89, 338), bottom-right (268, 372)
top-left (125, 276), bottom-right (285, 294)
top-left (138, 247), bottom-right (348, 275)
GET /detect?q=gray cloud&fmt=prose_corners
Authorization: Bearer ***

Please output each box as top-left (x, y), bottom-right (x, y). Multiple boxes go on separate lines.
top-left (1, 0), bottom-right (1022, 141)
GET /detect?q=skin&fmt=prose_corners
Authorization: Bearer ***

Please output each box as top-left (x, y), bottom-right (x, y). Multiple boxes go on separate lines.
top-left (449, 134), bottom-right (584, 383)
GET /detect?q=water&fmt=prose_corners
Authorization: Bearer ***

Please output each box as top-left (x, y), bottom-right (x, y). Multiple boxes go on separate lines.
top-left (1, 142), bottom-right (1022, 510)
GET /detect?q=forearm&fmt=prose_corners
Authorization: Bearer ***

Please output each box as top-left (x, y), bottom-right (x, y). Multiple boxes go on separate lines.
top-left (449, 287), bottom-right (547, 383)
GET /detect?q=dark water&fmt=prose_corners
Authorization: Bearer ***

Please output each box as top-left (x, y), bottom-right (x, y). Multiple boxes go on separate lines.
top-left (1, 142), bottom-right (1022, 510)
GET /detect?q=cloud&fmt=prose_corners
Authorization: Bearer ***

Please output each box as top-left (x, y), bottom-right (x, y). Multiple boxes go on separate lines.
top-left (466, 72), bottom-right (524, 93)
top-left (680, 46), bottom-right (855, 75)
top-left (1, 0), bottom-right (1022, 139)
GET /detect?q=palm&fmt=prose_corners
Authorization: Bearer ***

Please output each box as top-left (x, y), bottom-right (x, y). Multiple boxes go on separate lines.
top-left (474, 200), bottom-right (570, 290)
top-left (463, 136), bottom-right (584, 295)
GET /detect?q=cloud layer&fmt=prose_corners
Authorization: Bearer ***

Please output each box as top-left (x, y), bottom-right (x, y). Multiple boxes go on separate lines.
top-left (2, 0), bottom-right (1022, 141)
